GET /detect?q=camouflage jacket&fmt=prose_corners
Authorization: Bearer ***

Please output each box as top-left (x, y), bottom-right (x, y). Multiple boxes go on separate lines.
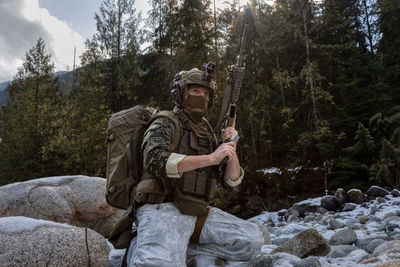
top-left (141, 112), bottom-right (244, 187)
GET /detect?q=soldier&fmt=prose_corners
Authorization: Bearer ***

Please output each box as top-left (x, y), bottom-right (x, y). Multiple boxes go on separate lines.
top-left (126, 67), bottom-right (267, 266)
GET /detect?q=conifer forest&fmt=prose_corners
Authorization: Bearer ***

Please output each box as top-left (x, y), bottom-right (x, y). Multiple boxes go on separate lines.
top-left (1, 0), bottom-right (399, 213)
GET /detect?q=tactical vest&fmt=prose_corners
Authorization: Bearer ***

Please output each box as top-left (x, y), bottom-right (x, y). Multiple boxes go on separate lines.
top-left (137, 111), bottom-right (220, 216)
top-left (171, 112), bottom-right (219, 216)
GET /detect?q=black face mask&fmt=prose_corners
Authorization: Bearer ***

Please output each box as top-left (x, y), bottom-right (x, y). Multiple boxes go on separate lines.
top-left (182, 95), bottom-right (208, 123)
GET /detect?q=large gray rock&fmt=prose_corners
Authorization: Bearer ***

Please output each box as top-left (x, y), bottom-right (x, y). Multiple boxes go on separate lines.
top-left (282, 228), bottom-right (330, 258)
top-left (320, 196), bottom-right (340, 211)
top-left (329, 227), bottom-right (357, 245)
top-left (0, 216), bottom-right (109, 266)
top-left (366, 186), bottom-right (390, 198)
top-left (0, 176), bottom-right (123, 237)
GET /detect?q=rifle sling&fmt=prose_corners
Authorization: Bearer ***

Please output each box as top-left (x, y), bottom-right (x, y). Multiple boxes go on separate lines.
top-left (189, 206), bottom-right (210, 244)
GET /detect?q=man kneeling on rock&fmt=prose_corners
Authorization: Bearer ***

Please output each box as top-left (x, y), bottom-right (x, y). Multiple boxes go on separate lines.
top-left (126, 67), bottom-right (268, 266)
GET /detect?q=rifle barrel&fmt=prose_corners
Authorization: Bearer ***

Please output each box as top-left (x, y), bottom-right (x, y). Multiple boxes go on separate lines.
top-left (236, 24), bottom-right (249, 67)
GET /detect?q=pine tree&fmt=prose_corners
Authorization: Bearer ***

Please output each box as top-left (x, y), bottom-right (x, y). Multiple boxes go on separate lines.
top-left (377, 0), bottom-right (400, 104)
top-left (171, 0), bottom-right (215, 69)
top-left (92, 0), bottom-right (141, 112)
top-left (0, 38), bottom-right (61, 185)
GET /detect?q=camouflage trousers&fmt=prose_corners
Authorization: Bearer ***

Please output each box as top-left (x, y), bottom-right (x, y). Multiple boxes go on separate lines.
top-left (126, 202), bottom-right (265, 267)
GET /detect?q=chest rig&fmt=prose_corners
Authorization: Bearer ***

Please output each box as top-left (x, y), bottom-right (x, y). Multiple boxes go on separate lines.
top-left (136, 111), bottom-right (220, 216)
top-left (171, 112), bottom-right (219, 216)
top-left (168, 112), bottom-right (220, 216)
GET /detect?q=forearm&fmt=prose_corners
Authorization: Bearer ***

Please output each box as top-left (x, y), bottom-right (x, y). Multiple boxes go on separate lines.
top-left (177, 154), bottom-right (215, 174)
top-left (176, 151), bottom-right (243, 187)
top-left (225, 153), bottom-right (241, 181)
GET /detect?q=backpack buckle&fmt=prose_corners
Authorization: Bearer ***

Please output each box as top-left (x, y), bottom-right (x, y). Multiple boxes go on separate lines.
top-left (107, 134), bottom-right (115, 142)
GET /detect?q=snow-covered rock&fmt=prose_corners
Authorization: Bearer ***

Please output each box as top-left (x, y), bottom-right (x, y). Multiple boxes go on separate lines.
top-left (0, 175), bottom-right (123, 237)
top-left (0, 216), bottom-right (109, 266)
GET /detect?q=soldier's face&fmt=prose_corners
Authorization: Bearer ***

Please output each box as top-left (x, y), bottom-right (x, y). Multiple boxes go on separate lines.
top-left (188, 86), bottom-right (210, 103)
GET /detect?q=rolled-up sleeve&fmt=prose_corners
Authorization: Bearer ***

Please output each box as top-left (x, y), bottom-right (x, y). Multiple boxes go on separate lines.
top-left (224, 167), bottom-right (244, 187)
top-left (166, 153), bottom-right (186, 178)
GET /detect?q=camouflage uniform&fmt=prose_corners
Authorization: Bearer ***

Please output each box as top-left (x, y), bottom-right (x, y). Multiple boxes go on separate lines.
top-left (141, 116), bottom-right (176, 178)
top-left (125, 110), bottom-right (268, 267)
top-left (127, 67), bottom-right (265, 266)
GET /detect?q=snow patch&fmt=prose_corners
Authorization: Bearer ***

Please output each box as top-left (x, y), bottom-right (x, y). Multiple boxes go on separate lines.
top-left (256, 167), bottom-right (282, 175)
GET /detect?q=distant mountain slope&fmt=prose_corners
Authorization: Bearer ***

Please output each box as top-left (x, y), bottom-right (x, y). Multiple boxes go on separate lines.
top-left (0, 81), bottom-right (10, 92)
top-left (0, 81), bottom-right (10, 106)
top-left (0, 90), bottom-right (8, 106)
top-left (0, 71), bottom-right (74, 106)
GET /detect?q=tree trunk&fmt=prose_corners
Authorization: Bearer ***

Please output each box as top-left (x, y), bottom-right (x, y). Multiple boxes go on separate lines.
top-left (302, 3), bottom-right (319, 129)
top-left (276, 54), bottom-right (286, 108)
top-left (362, 0), bottom-right (374, 53)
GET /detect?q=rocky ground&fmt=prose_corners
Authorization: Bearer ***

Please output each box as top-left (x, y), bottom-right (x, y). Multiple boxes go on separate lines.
top-left (246, 186), bottom-right (400, 267)
top-left (2, 176), bottom-right (400, 266)
top-left (109, 186), bottom-right (400, 267)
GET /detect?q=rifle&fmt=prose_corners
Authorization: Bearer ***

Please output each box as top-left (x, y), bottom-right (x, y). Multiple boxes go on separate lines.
top-left (214, 23), bottom-right (249, 133)
top-left (215, 23), bottom-right (249, 165)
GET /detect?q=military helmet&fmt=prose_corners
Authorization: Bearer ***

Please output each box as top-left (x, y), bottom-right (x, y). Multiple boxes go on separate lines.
top-left (170, 63), bottom-right (217, 107)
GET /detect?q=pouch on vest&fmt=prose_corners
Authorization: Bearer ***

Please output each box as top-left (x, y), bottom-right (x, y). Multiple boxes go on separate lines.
top-left (173, 187), bottom-right (208, 216)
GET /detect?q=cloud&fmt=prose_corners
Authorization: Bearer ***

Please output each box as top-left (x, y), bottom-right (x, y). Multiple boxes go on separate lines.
top-left (0, 0), bottom-right (86, 82)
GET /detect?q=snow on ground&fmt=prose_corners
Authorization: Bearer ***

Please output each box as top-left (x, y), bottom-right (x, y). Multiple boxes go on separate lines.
top-left (256, 167), bottom-right (283, 175)
top-left (246, 192), bottom-right (400, 266)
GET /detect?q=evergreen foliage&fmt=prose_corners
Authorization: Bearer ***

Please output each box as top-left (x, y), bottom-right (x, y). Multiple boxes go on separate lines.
top-left (0, 39), bottom-right (61, 184)
top-left (1, 0), bottom-right (400, 209)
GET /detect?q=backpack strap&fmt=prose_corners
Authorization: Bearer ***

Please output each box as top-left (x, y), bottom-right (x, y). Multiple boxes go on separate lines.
top-left (150, 110), bottom-right (182, 152)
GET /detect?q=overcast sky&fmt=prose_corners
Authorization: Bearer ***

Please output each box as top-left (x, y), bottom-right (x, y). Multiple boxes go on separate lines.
top-left (0, 0), bottom-right (154, 82)
top-left (0, 0), bottom-right (233, 83)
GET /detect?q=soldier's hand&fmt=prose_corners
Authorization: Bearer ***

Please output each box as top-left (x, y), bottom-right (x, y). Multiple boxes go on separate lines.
top-left (210, 142), bottom-right (236, 164)
top-left (221, 116), bottom-right (238, 142)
